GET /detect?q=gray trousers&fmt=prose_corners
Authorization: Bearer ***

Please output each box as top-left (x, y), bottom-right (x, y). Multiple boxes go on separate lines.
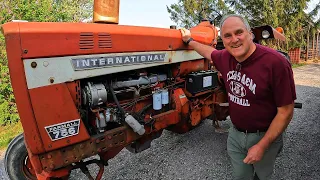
top-left (227, 126), bottom-right (283, 180)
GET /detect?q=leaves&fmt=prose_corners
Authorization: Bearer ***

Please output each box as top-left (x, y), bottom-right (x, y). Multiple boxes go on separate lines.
top-left (0, 64), bottom-right (18, 125)
top-left (0, 0), bottom-right (93, 24)
top-left (224, 0), bottom-right (313, 50)
top-left (167, 0), bottom-right (233, 28)
top-left (167, 0), bottom-right (319, 50)
top-left (0, 0), bottom-right (93, 125)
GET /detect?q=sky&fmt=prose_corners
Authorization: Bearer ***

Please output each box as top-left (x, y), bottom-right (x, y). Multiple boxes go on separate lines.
top-left (118, 0), bottom-right (319, 28)
top-left (118, 0), bottom-right (178, 28)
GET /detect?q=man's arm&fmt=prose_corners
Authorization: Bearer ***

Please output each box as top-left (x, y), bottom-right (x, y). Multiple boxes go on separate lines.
top-left (180, 28), bottom-right (216, 61)
top-left (243, 103), bottom-right (294, 164)
top-left (188, 41), bottom-right (216, 61)
top-left (257, 103), bottom-right (294, 149)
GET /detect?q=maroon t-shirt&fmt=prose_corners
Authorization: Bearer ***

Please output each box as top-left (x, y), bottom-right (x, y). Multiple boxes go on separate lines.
top-left (211, 44), bottom-right (296, 131)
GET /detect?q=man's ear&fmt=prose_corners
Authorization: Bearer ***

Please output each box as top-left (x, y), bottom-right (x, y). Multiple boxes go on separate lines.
top-left (250, 31), bottom-right (254, 40)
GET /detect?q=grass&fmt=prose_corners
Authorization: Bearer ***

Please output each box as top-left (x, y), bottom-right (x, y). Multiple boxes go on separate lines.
top-left (292, 63), bottom-right (307, 68)
top-left (0, 121), bottom-right (23, 150)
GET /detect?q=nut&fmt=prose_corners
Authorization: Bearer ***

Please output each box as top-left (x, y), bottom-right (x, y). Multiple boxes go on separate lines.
top-left (31, 62), bottom-right (37, 68)
top-left (49, 78), bottom-right (54, 84)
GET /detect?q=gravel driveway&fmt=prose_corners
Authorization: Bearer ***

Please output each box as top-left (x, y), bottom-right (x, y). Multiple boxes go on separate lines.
top-left (1, 63), bottom-right (319, 180)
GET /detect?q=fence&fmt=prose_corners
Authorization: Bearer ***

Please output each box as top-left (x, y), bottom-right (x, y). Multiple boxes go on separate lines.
top-left (288, 48), bottom-right (301, 64)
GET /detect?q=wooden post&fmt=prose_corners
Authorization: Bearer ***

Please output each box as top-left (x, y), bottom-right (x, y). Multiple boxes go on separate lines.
top-left (306, 25), bottom-right (309, 61)
top-left (316, 31), bottom-right (319, 58)
top-left (312, 32), bottom-right (315, 59)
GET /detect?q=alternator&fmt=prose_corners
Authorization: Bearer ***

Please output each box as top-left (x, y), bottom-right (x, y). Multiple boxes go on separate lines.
top-left (82, 82), bottom-right (108, 107)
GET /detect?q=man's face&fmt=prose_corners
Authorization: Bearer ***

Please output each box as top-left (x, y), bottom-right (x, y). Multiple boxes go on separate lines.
top-left (221, 17), bottom-right (254, 62)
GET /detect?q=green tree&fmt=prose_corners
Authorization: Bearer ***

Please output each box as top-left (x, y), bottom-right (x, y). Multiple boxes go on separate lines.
top-left (307, 2), bottom-right (320, 27)
top-left (167, 0), bottom-right (317, 51)
top-left (167, 0), bottom-right (233, 28)
top-left (0, 0), bottom-right (93, 125)
top-left (302, 2), bottom-right (320, 60)
top-left (227, 0), bottom-right (311, 50)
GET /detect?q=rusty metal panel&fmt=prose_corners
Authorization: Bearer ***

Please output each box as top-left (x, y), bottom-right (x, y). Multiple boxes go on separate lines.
top-left (40, 126), bottom-right (127, 171)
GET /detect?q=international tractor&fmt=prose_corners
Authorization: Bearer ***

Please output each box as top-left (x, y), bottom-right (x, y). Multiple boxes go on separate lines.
top-left (1, 0), bottom-right (301, 179)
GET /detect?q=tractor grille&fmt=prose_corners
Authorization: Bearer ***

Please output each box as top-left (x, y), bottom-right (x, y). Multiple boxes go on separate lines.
top-left (98, 33), bottom-right (112, 48)
top-left (79, 32), bottom-right (94, 50)
top-left (79, 32), bottom-right (112, 50)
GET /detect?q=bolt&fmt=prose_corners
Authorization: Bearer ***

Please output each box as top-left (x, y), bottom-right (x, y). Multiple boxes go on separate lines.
top-left (23, 49), bottom-right (28, 54)
top-left (49, 78), bottom-right (54, 84)
top-left (47, 154), bottom-right (52, 159)
top-left (66, 140), bottom-right (70, 143)
top-left (31, 62), bottom-right (37, 68)
top-left (48, 145), bottom-right (52, 148)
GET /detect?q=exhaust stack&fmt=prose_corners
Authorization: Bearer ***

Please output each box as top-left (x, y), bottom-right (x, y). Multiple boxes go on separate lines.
top-left (93, 0), bottom-right (120, 24)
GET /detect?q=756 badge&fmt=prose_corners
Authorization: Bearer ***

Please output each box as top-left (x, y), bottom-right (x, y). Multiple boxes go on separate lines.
top-left (45, 119), bottom-right (80, 141)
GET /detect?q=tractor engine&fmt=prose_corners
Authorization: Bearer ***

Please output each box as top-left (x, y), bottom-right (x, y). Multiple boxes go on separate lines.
top-left (79, 60), bottom-right (226, 138)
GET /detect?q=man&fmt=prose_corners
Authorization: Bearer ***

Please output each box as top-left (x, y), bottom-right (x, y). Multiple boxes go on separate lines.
top-left (180, 14), bottom-right (296, 180)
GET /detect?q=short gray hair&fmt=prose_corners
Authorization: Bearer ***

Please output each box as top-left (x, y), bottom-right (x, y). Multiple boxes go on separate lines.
top-left (219, 14), bottom-right (251, 35)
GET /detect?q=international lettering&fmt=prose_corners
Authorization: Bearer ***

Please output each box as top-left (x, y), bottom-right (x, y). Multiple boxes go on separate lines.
top-left (72, 53), bottom-right (166, 70)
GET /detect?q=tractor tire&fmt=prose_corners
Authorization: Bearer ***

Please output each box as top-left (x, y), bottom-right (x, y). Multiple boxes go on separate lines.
top-left (5, 133), bottom-right (37, 180)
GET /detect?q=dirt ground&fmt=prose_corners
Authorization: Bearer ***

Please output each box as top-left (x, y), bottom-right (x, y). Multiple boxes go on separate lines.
top-left (0, 150), bottom-right (4, 159)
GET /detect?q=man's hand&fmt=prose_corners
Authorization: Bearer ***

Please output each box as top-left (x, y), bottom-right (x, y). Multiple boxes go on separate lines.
top-left (179, 28), bottom-right (215, 61)
top-left (243, 144), bottom-right (265, 164)
top-left (180, 28), bottom-right (191, 43)
top-left (243, 103), bottom-right (294, 165)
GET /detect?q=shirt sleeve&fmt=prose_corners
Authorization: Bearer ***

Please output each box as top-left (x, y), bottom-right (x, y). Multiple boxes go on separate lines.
top-left (271, 57), bottom-right (297, 107)
top-left (211, 50), bottom-right (223, 72)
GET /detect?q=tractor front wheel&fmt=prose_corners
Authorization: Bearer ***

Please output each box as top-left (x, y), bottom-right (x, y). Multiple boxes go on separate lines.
top-left (5, 133), bottom-right (37, 180)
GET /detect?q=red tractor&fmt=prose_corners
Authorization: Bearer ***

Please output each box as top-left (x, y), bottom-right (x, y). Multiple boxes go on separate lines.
top-left (2, 0), bottom-right (297, 179)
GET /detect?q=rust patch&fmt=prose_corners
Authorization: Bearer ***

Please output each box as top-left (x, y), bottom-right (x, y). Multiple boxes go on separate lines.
top-left (39, 126), bottom-right (127, 171)
top-left (168, 50), bottom-right (175, 62)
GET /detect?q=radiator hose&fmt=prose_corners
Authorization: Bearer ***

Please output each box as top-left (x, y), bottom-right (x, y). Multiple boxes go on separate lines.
top-left (108, 81), bottom-right (125, 115)
top-left (108, 81), bottom-right (145, 135)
